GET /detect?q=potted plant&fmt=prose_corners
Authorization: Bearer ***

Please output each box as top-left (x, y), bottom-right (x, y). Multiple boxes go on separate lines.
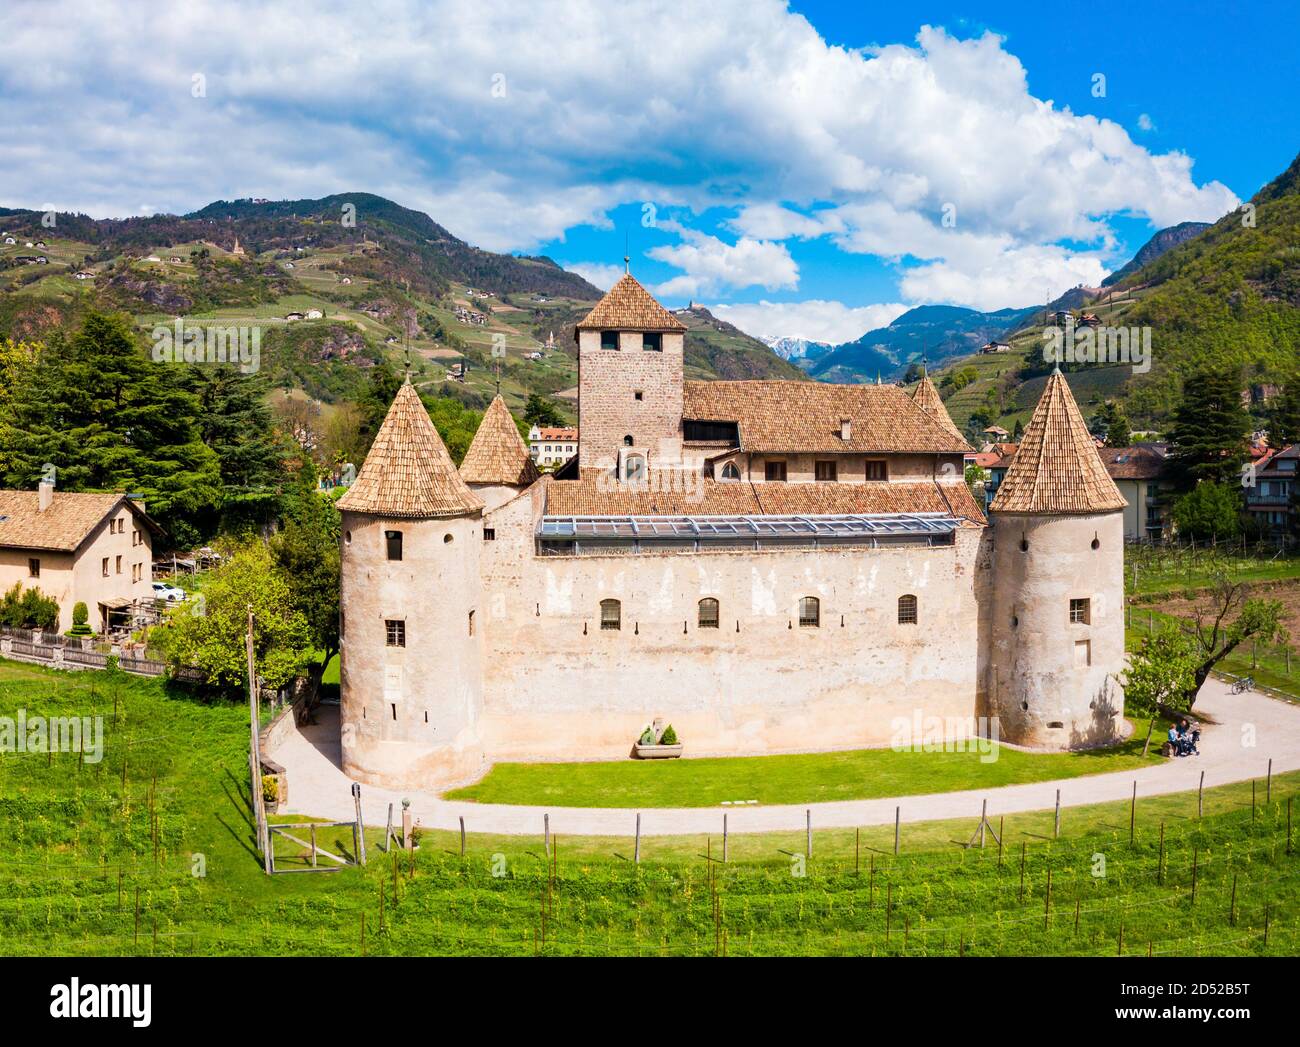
top-left (632, 722), bottom-right (683, 759)
top-left (262, 774), bottom-right (280, 814)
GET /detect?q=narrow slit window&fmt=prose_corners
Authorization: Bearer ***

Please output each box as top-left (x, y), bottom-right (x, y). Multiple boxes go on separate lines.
top-left (385, 530), bottom-right (403, 561)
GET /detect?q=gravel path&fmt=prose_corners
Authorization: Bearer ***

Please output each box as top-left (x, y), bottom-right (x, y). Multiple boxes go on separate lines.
top-left (268, 676), bottom-right (1300, 837)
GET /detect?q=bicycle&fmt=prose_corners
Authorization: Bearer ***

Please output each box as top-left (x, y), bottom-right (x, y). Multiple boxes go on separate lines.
top-left (1230, 676), bottom-right (1255, 694)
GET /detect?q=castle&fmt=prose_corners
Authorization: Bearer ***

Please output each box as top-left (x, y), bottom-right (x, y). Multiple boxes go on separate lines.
top-left (337, 274), bottom-right (1127, 789)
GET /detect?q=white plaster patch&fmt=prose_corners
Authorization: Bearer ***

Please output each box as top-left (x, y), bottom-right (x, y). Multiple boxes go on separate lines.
top-left (544, 567), bottom-right (575, 614)
top-left (750, 566), bottom-right (778, 616)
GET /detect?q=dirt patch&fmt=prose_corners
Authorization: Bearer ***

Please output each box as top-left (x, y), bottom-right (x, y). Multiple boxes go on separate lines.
top-left (1148, 578), bottom-right (1300, 636)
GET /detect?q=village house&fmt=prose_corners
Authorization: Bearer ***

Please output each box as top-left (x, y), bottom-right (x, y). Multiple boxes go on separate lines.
top-left (1246, 444), bottom-right (1298, 536)
top-left (1098, 446), bottom-right (1173, 540)
top-left (336, 272), bottom-right (1129, 789)
top-left (528, 425), bottom-right (578, 468)
top-left (0, 484), bottom-right (163, 633)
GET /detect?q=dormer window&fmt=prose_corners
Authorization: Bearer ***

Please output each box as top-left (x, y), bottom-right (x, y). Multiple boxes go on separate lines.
top-left (720, 462), bottom-right (741, 482)
top-left (642, 332), bottom-right (662, 352)
top-left (600, 330), bottom-right (619, 350)
top-left (840, 418), bottom-right (852, 441)
top-left (624, 454), bottom-right (646, 481)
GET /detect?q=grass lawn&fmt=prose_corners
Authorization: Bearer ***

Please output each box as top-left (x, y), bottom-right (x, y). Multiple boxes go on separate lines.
top-left (3, 656), bottom-right (1297, 957)
top-left (445, 729), bottom-right (1166, 808)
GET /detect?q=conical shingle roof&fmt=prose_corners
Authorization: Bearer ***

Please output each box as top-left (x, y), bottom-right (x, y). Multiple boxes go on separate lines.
top-left (337, 381), bottom-right (483, 518)
top-left (459, 395), bottom-right (541, 487)
top-left (911, 374), bottom-right (964, 441)
top-left (576, 273), bottom-right (686, 332)
top-left (989, 370), bottom-right (1126, 515)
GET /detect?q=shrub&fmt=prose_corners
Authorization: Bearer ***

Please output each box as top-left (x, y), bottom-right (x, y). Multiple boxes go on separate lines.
top-left (638, 727), bottom-right (655, 746)
top-left (67, 602), bottom-right (93, 637)
top-left (0, 582), bottom-right (59, 629)
top-left (659, 724), bottom-right (678, 745)
top-left (261, 775), bottom-right (279, 803)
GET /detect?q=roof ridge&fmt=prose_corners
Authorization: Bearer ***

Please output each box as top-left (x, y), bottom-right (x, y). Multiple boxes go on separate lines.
top-left (989, 371), bottom-right (1126, 515)
top-left (576, 273), bottom-right (686, 332)
top-left (460, 395), bottom-right (541, 488)
top-left (337, 383), bottom-right (483, 518)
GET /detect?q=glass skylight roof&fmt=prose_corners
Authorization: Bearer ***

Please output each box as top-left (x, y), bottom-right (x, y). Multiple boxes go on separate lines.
top-left (538, 513), bottom-right (960, 541)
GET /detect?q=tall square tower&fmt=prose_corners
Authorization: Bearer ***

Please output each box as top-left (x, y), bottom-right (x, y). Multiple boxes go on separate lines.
top-left (575, 271), bottom-right (687, 472)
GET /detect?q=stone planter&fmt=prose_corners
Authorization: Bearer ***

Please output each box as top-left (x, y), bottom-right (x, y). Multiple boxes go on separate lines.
top-left (633, 743), bottom-right (683, 760)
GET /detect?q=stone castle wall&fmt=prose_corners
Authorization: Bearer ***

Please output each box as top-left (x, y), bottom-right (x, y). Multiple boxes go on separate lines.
top-left (475, 486), bottom-right (990, 765)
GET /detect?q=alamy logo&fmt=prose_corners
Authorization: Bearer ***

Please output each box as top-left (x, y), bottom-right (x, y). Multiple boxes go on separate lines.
top-left (49, 979), bottom-right (151, 1027)
top-left (1042, 315), bottom-right (1151, 374)
top-left (151, 318), bottom-right (261, 373)
top-left (0, 709), bottom-right (103, 763)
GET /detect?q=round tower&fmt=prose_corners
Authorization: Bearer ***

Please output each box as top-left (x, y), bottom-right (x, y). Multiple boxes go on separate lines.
top-left (336, 380), bottom-right (486, 788)
top-left (458, 393), bottom-right (541, 511)
top-left (987, 368), bottom-right (1128, 749)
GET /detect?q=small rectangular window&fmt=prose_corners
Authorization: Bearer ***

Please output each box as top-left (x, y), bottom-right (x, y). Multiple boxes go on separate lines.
top-left (600, 330), bottom-right (619, 350)
top-left (28, 558), bottom-right (39, 578)
top-left (385, 530), bottom-right (403, 561)
top-left (815, 460), bottom-right (837, 482)
top-left (642, 332), bottom-right (662, 352)
top-left (765, 460), bottom-right (787, 482)
top-left (1069, 598), bottom-right (1090, 624)
top-left (102, 557), bottom-right (109, 577)
top-left (386, 619), bottom-right (406, 647)
top-left (483, 528), bottom-right (496, 541)
top-left (865, 459), bottom-right (888, 481)
top-left (115, 555), bottom-right (122, 574)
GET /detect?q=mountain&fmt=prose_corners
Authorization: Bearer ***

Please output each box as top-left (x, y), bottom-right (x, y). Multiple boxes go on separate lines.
top-left (0, 195), bottom-right (799, 419)
top-left (909, 150), bottom-right (1300, 437)
top-left (762, 335), bottom-right (834, 361)
top-left (1101, 221), bottom-right (1212, 287)
top-left (810, 304), bottom-right (1037, 383)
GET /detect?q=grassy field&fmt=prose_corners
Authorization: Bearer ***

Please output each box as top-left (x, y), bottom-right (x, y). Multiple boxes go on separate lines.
top-left (446, 730), bottom-right (1165, 808)
top-left (3, 656), bottom-right (1297, 956)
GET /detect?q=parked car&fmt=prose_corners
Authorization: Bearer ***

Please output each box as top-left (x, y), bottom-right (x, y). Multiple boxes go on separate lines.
top-left (151, 582), bottom-right (187, 602)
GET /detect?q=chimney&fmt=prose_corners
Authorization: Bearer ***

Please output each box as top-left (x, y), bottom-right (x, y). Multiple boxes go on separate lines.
top-left (38, 477), bottom-right (54, 512)
top-left (840, 417), bottom-right (852, 441)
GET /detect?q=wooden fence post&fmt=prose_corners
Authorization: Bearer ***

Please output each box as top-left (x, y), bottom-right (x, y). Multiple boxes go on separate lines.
top-left (1198, 771), bottom-right (1204, 818)
top-left (351, 782), bottom-right (366, 867)
top-left (544, 812), bottom-right (550, 858)
top-left (722, 813), bottom-right (728, 864)
top-left (894, 806), bottom-right (900, 856)
top-left (459, 815), bottom-right (466, 858)
top-left (634, 813), bottom-right (641, 865)
top-left (806, 808), bottom-right (812, 858)
top-left (1054, 789), bottom-right (1061, 839)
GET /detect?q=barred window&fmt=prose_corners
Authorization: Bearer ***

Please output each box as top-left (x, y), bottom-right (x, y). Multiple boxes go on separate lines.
top-left (1070, 598), bottom-right (1091, 625)
top-left (798, 596), bottom-right (820, 628)
top-left (385, 619), bottom-right (406, 647)
top-left (600, 599), bottom-right (621, 631)
top-left (698, 598), bottom-right (720, 629)
top-left (897, 594), bottom-right (917, 625)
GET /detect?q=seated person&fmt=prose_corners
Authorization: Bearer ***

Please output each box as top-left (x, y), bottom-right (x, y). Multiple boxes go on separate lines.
top-left (1167, 723), bottom-right (1181, 756)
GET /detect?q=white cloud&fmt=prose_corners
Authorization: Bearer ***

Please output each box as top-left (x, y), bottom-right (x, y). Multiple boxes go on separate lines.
top-left (711, 300), bottom-right (909, 344)
top-left (0, 1), bottom-right (1239, 306)
top-left (648, 226), bottom-right (797, 298)
top-left (900, 243), bottom-right (1109, 311)
top-left (563, 261), bottom-right (624, 291)
top-left (1137, 113), bottom-right (1155, 132)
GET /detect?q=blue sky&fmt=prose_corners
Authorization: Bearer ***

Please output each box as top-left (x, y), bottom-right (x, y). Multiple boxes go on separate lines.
top-left (1, 0), bottom-right (1295, 343)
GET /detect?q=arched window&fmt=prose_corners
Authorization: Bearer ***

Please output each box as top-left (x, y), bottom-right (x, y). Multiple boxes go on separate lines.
top-left (600, 599), bottom-right (621, 631)
top-left (798, 596), bottom-right (820, 628)
top-left (623, 434), bottom-right (635, 446)
top-left (898, 594), bottom-right (917, 625)
top-left (698, 598), bottom-right (719, 629)
top-left (720, 462), bottom-right (740, 481)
